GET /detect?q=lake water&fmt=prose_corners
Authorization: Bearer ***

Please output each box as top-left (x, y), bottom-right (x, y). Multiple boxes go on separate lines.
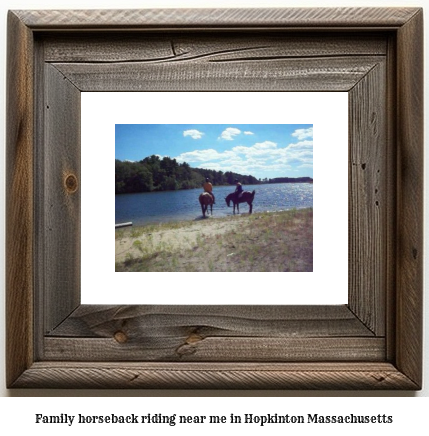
top-left (115, 183), bottom-right (313, 227)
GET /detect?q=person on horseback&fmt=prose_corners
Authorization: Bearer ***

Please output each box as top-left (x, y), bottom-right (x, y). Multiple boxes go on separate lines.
top-left (234, 179), bottom-right (243, 202)
top-left (203, 177), bottom-right (215, 204)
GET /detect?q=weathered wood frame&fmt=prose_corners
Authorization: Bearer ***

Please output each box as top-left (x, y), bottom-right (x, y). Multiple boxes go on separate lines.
top-left (6, 8), bottom-right (423, 389)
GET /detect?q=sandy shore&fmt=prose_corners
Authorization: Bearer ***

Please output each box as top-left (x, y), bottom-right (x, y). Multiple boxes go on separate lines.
top-left (115, 209), bottom-right (313, 272)
top-left (116, 216), bottom-right (244, 263)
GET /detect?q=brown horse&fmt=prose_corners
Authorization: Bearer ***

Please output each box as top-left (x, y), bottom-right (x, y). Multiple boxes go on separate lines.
top-left (225, 190), bottom-right (255, 214)
top-left (199, 192), bottom-right (214, 218)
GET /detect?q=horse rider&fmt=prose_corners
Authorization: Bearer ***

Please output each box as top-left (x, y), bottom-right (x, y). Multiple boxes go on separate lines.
top-left (203, 177), bottom-right (215, 204)
top-left (234, 179), bottom-right (243, 201)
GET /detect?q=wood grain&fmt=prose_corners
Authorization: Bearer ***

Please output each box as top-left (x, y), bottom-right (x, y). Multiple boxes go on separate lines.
top-left (44, 337), bottom-right (385, 362)
top-left (395, 9), bottom-right (424, 388)
top-left (47, 305), bottom-right (374, 338)
top-left (52, 56), bottom-right (384, 92)
top-left (44, 305), bottom-right (380, 362)
top-left (348, 61), bottom-right (386, 335)
top-left (384, 33), bottom-right (398, 364)
top-left (42, 33), bottom-right (387, 63)
top-left (11, 362), bottom-right (419, 390)
top-left (14, 8), bottom-right (421, 29)
top-left (6, 11), bottom-right (34, 388)
top-left (43, 64), bottom-right (81, 333)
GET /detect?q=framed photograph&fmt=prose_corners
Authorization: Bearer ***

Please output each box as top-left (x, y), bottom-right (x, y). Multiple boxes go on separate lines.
top-left (83, 92), bottom-right (348, 306)
top-left (6, 7), bottom-right (423, 389)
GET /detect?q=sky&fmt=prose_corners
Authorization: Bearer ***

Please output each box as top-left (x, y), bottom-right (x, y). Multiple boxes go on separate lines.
top-left (115, 124), bottom-right (313, 180)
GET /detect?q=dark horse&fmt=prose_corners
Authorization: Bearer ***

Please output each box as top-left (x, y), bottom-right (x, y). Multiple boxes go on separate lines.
top-left (199, 192), bottom-right (214, 218)
top-left (225, 190), bottom-right (256, 214)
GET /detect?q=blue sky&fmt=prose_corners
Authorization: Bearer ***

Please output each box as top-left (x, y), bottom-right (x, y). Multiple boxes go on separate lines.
top-left (115, 124), bottom-right (313, 179)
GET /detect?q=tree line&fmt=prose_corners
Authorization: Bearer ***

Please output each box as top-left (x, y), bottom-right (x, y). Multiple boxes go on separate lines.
top-left (115, 155), bottom-right (260, 194)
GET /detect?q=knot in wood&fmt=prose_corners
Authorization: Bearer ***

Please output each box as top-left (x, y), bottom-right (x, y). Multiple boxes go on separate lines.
top-left (186, 333), bottom-right (203, 344)
top-left (65, 174), bottom-right (78, 193)
top-left (114, 331), bottom-right (128, 343)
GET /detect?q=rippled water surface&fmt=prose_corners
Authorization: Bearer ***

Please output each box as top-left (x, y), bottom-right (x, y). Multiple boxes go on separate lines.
top-left (115, 183), bottom-right (313, 227)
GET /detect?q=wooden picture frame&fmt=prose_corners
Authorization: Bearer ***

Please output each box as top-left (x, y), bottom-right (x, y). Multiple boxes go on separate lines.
top-left (6, 7), bottom-right (423, 389)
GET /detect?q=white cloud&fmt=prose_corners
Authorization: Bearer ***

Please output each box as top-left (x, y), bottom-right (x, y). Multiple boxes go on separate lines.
top-left (183, 129), bottom-right (204, 139)
top-left (278, 140), bottom-right (313, 166)
top-left (232, 141), bottom-right (278, 158)
top-left (219, 127), bottom-right (241, 140)
top-left (174, 136), bottom-right (313, 178)
top-left (244, 131), bottom-right (254, 135)
top-left (253, 141), bottom-right (277, 150)
top-left (292, 127), bottom-right (313, 140)
top-left (286, 140), bottom-right (313, 151)
top-left (175, 148), bottom-right (222, 163)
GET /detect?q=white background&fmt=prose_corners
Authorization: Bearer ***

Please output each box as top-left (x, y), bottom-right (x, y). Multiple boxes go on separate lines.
top-left (82, 92), bottom-right (348, 305)
top-left (0, 0), bottom-right (428, 427)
